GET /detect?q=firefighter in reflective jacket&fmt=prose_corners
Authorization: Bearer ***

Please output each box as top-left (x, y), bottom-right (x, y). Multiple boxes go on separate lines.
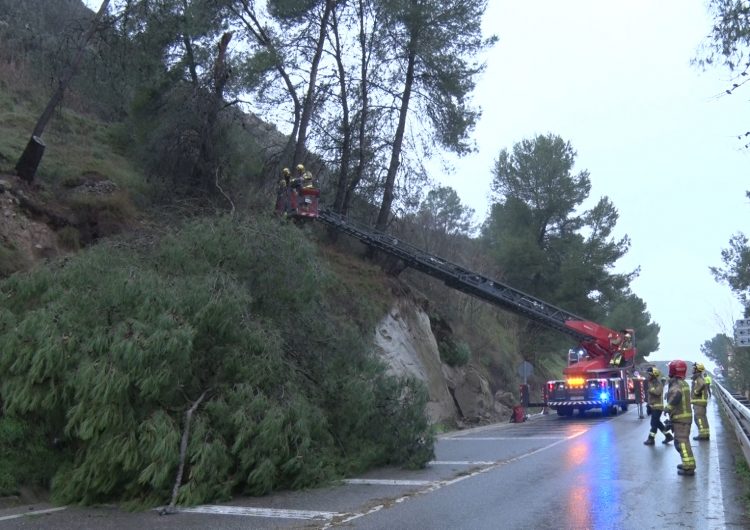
top-left (275, 167), bottom-right (292, 216)
top-left (608, 330), bottom-right (632, 367)
top-left (704, 373), bottom-right (713, 398)
top-left (643, 367), bottom-right (673, 445)
top-left (665, 360), bottom-right (696, 476)
top-left (295, 164), bottom-right (315, 188)
top-left (691, 362), bottom-right (711, 441)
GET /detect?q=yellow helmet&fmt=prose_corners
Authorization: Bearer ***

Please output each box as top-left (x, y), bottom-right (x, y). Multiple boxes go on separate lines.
top-left (693, 362), bottom-right (705, 373)
top-left (282, 167), bottom-right (290, 176)
top-left (647, 367), bottom-right (660, 378)
top-left (296, 164), bottom-right (305, 172)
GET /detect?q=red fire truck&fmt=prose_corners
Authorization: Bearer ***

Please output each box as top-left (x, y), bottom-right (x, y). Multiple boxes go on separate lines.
top-left (316, 209), bottom-right (646, 417)
top-left (545, 322), bottom-right (639, 416)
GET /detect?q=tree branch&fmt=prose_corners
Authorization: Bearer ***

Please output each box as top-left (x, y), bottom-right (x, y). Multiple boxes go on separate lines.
top-left (160, 389), bottom-right (209, 515)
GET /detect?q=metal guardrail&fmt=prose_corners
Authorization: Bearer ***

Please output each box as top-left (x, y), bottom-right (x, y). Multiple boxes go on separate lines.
top-left (714, 382), bottom-right (750, 464)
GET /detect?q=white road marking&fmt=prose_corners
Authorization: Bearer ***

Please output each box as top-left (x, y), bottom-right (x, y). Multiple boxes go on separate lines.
top-left (441, 436), bottom-right (568, 441)
top-left (344, 478), bottom-right (432, 486)
top-left (0, 506), bottom-right (67, 521)
top-left (429, 460), bottom-right (495, 465)
top-left (177, 505), bottom-right (338, 520)
top-left (323, 429), bottom-right (588, 528)
top-left (178, 424), bottom-right (591, 525)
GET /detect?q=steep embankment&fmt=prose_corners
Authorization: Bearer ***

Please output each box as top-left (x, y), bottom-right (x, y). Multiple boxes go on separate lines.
top-left (0, 172), bottom-right (141, 276)
top-left (318, 238), bottom-right (517, 427)
top-left (0, 176), bottom-right (62, 272)
top-left (0, 174), bottom-right (516, 429)
top-left (373, 296), bottom-right (516, 426)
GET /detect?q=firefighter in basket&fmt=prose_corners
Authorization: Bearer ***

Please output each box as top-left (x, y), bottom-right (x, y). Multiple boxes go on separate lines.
top-left (275, 167), bottom-right (292, 216)
top-left (664, 360), bottom-right (696, 476)
top-left (294, 164), bottom-right (315, 189)
top-left (691, 362), bottom-right (711, 441)
top-left (608, 330), bottom-right (632, 367)
top-left (643, 367), bottom-right (673, 445)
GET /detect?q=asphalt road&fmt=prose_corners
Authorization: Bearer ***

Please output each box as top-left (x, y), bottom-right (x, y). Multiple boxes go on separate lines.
top-left (2, 400), bottom-right (748, 529)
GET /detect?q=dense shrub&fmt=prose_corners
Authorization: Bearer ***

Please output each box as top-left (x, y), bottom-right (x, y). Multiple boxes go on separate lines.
top-left (0, 215), bottom-right (434, 506)
top-left (0, 416), bottom-right (62, 496)
top-left (439, 338), bottom-right (471, 367)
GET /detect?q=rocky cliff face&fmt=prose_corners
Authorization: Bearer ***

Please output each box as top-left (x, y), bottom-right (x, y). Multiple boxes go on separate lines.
top-left (373, 297), bottom-right (515, 427)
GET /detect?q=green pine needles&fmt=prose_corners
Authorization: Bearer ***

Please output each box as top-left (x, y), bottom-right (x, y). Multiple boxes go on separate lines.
top-left (438, 338), bottom-right (471, 367)
top-left (0, 215), bottom-right (434, 506)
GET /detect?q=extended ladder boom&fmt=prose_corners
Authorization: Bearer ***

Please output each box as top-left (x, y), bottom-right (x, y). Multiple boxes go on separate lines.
top-left (318, 209), bottom-right (590, 342)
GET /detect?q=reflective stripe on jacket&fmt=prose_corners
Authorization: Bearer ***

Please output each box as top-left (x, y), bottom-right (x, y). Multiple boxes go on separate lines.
top-left (666, 378), bottom-right (692, 423)
top-left (646, 378), bottom-right (664, 410)
top-left (692, 373), bottom-right (708, 406)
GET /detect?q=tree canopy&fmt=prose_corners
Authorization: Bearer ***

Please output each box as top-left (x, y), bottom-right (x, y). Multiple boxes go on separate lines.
top-left (700, 333), bottom-right (732, 375)
top-left (482, 134), bottom-right (657, 359)
top-left (711, 228), bottom-right (750, 308)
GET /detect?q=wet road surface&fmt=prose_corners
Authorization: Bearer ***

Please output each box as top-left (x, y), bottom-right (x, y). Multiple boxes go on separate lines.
top-left (2, 400), bottom-right (747, 529)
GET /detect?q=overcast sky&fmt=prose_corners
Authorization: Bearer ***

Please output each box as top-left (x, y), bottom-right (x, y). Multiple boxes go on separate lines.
top-left (429, 0), bottom-right (748, 371)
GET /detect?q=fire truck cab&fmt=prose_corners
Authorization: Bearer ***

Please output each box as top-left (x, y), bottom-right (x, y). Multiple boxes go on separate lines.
top-left (545, 325), bottom-right (637, 417)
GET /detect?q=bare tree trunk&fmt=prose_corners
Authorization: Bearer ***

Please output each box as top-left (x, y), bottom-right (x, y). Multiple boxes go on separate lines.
top-left (375, 41), bottom-right (416, 231)
top-left (161, 390), bottom-right (208, 515)
top-left (191, 31), bottom-right (233, 191)
top-left (342, 0), bottom-right (371, 216)
top-left (233, 2), bottom-right (301, 171)
top-left (293, 0), bottom-right (336, 166)
top-left (331, 9), bottom-right (351, 214)
top-left (15, 0), bottom-right (111, 182)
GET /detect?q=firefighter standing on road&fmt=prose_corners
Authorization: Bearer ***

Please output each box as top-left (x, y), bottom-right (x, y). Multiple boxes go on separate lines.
top-left (691, 362), bottom-right (711, 441)
top-left (643, 367), bottom-right (673, 445)
top-left (704, 372), bottom-right (713, 398)
top-left (665, 359), bottom-right (696, 476)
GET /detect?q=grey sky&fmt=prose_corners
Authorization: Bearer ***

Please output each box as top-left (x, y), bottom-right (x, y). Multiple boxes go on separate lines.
top-left (435, 0), bottom-right (748, 369)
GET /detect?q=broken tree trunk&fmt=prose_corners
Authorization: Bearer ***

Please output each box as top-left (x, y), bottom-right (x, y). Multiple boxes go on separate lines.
top-left (161, 390), bottom-right (208, 515)
top-left (15, 136), bottom-right (46, 182)
top-left (15, 0), bottom-right (111, 182)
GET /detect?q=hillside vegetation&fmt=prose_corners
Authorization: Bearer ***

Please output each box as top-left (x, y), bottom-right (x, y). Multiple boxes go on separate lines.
top-left (0, 0), bottom-right (663, 507)
top-left (0, 212), bottom-right (439, 505)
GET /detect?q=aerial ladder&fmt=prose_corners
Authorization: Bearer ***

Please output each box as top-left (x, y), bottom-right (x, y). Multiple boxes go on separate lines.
top-left (317, 209), bottom-right (644, 417)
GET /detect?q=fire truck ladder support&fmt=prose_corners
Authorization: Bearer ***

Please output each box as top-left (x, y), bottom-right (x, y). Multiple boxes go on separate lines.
top-left (317, 209), bottom-right (590, 342)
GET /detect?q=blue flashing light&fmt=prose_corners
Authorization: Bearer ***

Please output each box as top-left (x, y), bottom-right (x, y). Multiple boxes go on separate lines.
top-left (599, 391), bottom-right (610, 401)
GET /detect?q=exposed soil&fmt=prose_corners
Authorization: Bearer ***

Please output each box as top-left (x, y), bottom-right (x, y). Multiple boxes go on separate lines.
top-left (0, 174), bottom-right (65, 269)
top-left (0, 173), bottom-right (135, 275)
